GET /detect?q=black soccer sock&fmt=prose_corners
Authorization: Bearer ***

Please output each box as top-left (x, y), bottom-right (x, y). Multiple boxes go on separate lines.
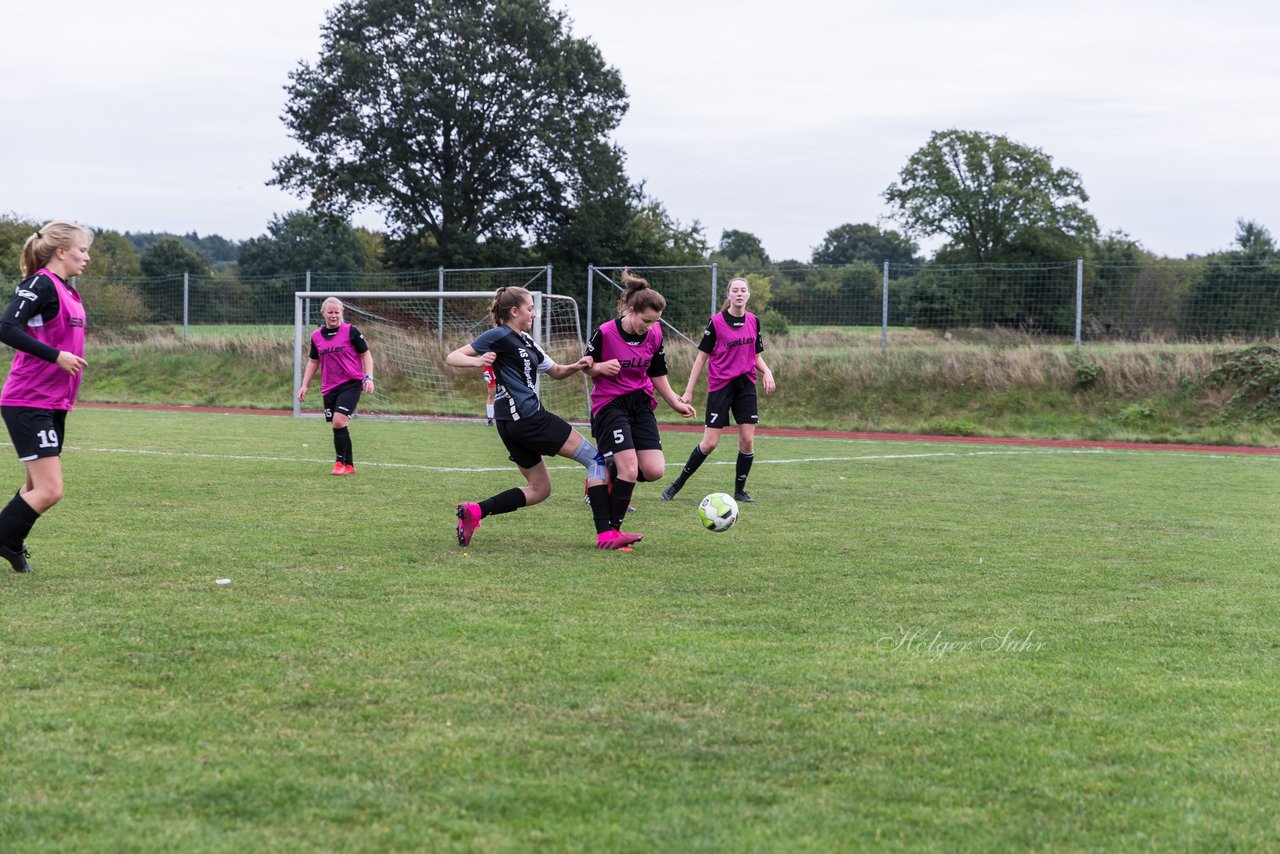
top-left (0, 490), bottom-right (40, 550)
top-left (333, 427), bottom-right (352, 465)
top-left (609, 479), bottom-right (636, 530)
top-left (586, 483), bottom-right (612, 534)
top-left (480, 487), bottom-right (527, 518)
top-left (675, 445), bottom-right (709, 485)
top-left (735, 452), bottom-right (755, 494)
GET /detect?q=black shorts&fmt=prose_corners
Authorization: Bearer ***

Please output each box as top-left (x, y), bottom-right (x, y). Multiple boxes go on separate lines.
top-left (591, 391), bottom-right (662, 459)
top-left (3, 406), bottom-right (68, 461)
top-left (495, 407), bottom-right (574, 469)
top-left (704, 375), bottom-right (759, 429)
top-left (322, 380), bottom-right (362, 423)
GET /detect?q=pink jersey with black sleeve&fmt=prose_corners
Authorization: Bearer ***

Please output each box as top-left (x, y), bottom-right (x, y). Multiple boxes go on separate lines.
top-left (310, 323), bottom-right (366, 394)
top-left (1, 269), bottom-right (87, 410)
top-left (588, 319), bottom-right (663, 417)
top-left (705, 310), bottom-right (759, 392)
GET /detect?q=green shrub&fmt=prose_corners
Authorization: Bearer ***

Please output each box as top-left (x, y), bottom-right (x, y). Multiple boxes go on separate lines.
top-left (760, 309), bottom-right (790, 337)
top-left (1208, 344), bottom-right (1280, 422)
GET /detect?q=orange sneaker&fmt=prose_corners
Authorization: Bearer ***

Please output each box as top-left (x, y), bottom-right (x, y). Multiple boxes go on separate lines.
top-left (343, 464), bottom-right (356, 475)
top-left (330, 461), bottom-right (347, 475)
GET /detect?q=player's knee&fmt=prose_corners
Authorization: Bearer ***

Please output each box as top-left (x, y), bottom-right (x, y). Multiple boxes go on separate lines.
top-left (701, 436), bottom-right (719, 454)
top-left (640, 460), bottom-right (665, 482)
top-left (525, 483), bottom-right (551, 505)
top-left (33, 483), bottom-right (63, 510)
top-left (740, 439), bottom-right (754, 455)
top-left (570, 438), bottom-right (608, 481)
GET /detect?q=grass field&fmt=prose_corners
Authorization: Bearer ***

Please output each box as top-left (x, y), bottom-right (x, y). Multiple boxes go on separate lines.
top-left (3, 408), bottom-right (1279, 850)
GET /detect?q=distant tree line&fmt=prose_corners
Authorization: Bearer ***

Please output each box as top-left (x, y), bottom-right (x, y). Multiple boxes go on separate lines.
top-left (2, 0), bottom-right (1275, 340)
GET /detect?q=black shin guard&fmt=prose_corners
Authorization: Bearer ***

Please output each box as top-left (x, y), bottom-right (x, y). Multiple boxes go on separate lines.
top-left (332, 426), bottom-right (352, 465)
top-left (735, 452), bottom-right (754, 494)
top-left (0, 491), bottom-right (40, 550)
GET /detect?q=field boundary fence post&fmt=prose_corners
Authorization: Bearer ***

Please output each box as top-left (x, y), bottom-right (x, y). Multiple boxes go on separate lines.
top-left (711, 263), bottom-right (718, 316)
top-left (545, 264), bottom-right (554, 344)
top-left (437, 266), bottom-right (445, 345)
top-left (292, 292), bottom-right (304, 417)
top-left (182, 272), bottom-right (189, 341)
top-left (882, 261), bottom-right (890, 352)
top-left (1075, 258), bottom-right (1083, 350)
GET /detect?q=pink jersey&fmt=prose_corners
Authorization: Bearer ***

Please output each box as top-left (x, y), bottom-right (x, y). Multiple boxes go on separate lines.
top-left (311, 323), bottom-right (365, 394)
top-left (706, 310), bottom-right (758, 392)
top-left (589, 319), bottom-right (663, 417)
top-left (1, 269), bottom-right (87, 410)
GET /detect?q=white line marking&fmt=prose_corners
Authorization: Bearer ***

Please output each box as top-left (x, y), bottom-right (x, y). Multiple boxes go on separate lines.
top-left (11, 440), bottom-right (1265, 475)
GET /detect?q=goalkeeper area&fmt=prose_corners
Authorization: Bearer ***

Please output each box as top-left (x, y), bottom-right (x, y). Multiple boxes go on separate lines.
top-left (293, 289), bottom-right (589, 421)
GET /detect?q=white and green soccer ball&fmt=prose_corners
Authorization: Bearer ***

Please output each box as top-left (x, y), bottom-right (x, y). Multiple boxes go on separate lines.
top-left (698, 492), bottom-right (739, 532)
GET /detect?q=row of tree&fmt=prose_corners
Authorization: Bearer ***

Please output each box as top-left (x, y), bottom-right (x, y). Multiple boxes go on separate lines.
top-left (4, 0), bottom-right (1275, 341)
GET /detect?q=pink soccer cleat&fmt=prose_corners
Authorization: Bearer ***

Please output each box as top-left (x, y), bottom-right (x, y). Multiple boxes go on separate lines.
top-left (456, 503), bottom-right (481, 547)
top-left (597, 529), bottom-right (642, 550)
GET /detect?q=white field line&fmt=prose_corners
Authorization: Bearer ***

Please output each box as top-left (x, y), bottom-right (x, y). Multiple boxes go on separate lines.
top-left (25, 443), bottom-right (1268, 475)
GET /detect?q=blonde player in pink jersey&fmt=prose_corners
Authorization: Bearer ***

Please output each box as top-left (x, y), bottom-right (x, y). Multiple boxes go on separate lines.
top-left (585, 269), bottom-right (695, 531)
top-left (297, 297), bottom-right (375, 475)
top-left (0, 221), bottom-right (92, 573)
top-left (660, 276), bottom-right (775, 504)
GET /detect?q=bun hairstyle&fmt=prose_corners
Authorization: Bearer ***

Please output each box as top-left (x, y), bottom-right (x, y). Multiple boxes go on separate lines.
top-left (490, 285), bottom-right (532, 326)
top-left (21, 220), bottom-right (94, 278)
top-left (616, 268), bottom-right (666, 317)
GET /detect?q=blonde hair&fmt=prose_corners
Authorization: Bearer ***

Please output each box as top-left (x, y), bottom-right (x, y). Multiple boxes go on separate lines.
top-left (721, 276), bottom-right (750, 311)
top-left (616, 268), bottom-right (666, 317)
top-left (321, 297), bottom-right (345, 313)
top-left (21, 221), bottom-right (94, 278)
top-left (490, 286), bottom-right (531, 326)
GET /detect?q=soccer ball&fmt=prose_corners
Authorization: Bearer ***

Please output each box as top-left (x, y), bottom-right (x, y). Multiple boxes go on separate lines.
top-left (698, 492), bottom-right (739, 532)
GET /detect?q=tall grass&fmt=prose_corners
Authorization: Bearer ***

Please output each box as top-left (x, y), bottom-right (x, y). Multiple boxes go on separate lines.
top-left (15, 326), bottom-right (1277, 445)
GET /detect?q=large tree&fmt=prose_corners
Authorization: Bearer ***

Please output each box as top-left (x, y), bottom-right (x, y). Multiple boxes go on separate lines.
top-left (811, 222), bottom-right (918, 267)
top-left (272, 0), bottom-right (629, 263)
top-left (715, 229), bottom-right (770, 266)
top-left (883, 130), bottom-right (1097, 262)
top-left (239, 212), bottom-right (378, 276)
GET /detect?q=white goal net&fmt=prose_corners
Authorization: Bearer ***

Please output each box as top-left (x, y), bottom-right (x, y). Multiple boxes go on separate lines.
top-left (293, 290), bottom-right (589, 421)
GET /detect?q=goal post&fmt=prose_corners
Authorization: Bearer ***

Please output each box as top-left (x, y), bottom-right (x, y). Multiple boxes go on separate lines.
top-left (293, 290), bottom-right (589, 421)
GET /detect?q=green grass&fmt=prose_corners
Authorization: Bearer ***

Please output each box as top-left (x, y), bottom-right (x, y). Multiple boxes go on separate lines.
top-left (55, 328), bottom-right (1280, 446)
top-left (3, 408), bottom-right (1279, 850)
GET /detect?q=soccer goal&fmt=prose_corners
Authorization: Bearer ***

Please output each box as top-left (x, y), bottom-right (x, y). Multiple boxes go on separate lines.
top-left (293, 290), bottom-right (589, 421)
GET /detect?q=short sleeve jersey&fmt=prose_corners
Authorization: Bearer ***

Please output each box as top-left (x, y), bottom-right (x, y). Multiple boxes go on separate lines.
top-left (308, 323), bottom-right (369, 395)
top-left (468, 325), bottom-right (552, 421)
top-left (585, 318), bottom-right (668, 417)
top-left (0, 269), bottom-right (88, 410)
top-left (698, 310), bottom-right (764, 392)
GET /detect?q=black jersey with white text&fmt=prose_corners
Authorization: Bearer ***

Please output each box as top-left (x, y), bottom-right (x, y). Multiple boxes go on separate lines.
top-left (468, 325), bottom-right (552, 420)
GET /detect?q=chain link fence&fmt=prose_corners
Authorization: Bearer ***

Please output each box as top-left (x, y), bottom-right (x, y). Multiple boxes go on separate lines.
top-left (75, 259), bottom-right (1280, 345)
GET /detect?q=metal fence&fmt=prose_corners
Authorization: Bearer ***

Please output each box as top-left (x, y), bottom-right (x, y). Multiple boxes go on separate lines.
top-left (74, 258), bottom-right (1280, 345)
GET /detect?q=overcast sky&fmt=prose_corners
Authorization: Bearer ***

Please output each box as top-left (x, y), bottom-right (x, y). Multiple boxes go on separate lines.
top-left (2, 0), bottom-right (1277, 261)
